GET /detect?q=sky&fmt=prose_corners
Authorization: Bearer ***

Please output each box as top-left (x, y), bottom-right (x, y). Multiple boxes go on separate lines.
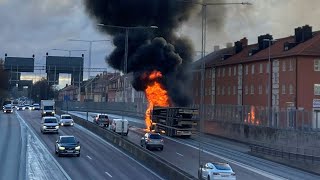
top-left (1, 0), bottom-right (320, 88)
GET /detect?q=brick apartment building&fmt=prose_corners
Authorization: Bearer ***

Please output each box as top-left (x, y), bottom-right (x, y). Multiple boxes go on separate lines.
top-left (193, 25), bottom-right (320, 128)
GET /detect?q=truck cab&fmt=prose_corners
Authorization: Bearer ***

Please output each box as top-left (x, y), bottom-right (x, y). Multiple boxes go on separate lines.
top-left (41, 100), bottom-right (55, 117)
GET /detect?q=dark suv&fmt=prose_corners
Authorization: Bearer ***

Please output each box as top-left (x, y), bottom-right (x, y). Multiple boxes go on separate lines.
top-left (93, 114), bottom-right (110, 127)
top-left (55, 136), bottom-right (80, 157)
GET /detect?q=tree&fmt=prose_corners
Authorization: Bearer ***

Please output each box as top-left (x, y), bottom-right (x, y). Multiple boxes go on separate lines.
top-left (30, 78), bottom-right (57, 102)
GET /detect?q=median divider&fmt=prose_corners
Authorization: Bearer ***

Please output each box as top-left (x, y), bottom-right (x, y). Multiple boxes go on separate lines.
top-left (58, 110), bottom-right (196, 180)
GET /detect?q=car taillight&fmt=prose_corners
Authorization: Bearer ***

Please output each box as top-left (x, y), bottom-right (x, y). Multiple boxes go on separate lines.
top-left (212, 173), bottom-right (220, 175)
top-left (231, 173), bottom-right (236, 176)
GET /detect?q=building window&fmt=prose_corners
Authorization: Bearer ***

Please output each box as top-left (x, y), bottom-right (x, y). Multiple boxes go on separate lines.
top-left (233, 86), bottom-right (236, 95)
top-left (234, 66), bottom-right (237, 76)
top-left (282, 61), bottom-right (286, 71)
top-left (289, 84), bottom-right (294, 94)
top-left (314, 84), bottom-right (320, 95)
top-left (209, 69), bottom-right (212, 78)
top-left (282, 84), bottom-right (286, 94)
top-left (266, 84), bottom-right (269, 94)
top-left (228, 67), bottom-right (231, 76)
top-left (250, 85), bottom-right (254, 94)
top-left (315, 59), bottom-right (320, 71)
top-left (289, 59), bottom-right (293, 71)
top-left (259, 64), bottom-right (263, 73)
top-left (222, 86), bottom-right (225, 95)
top-left (208, 87), bottom-right (211, 95)
top-left (218, 69), bottom-right (220, 77)
top-left (258, 85), bottom-right (262, 94)
top-left (217, 86), bottom-right (220, 95)
top-left (245, 65), bottom-right (248, 75)
top-left (245, 85), bottom-right (248, 95)
top-left (222, 68), bottom-right (225, 77)
top-left (251, 64), bottom-right (255, 74)
top-left (266, 63), bottom-right (270, 73)
top-left (228, 86), bottom-right (231, 95)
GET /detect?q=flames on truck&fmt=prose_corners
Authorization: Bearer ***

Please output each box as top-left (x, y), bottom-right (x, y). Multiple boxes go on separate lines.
top-left (144, 70), bottom-right (199, 138)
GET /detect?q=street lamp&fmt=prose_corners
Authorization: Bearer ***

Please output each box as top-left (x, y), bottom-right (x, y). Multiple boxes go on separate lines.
top-left (68, 39), bottom-right (111, 78)
top-left (263, 39), bottom-right (277, 127)
top-left (177, 0), bottom-right (252, 169)
top-left (51, 49), bottom-right (87, 57)
top-left (97, 24), bottom-right (158, 103)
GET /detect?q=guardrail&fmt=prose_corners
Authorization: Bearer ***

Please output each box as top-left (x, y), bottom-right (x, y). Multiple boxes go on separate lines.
top-left (56, 109), bottom-right (196, 180)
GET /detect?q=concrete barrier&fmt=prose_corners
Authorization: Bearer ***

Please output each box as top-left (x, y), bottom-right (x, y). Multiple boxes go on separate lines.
top-left (57, 110), bottom-right (196, 180)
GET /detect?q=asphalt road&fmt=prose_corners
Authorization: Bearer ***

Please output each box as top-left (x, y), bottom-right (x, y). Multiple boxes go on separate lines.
top-left (17, 110), bottom-right (163, 180)
top-left (70, 111), bottom-right (320, 180)
top-left (0, 111), bottom-right (26, 180)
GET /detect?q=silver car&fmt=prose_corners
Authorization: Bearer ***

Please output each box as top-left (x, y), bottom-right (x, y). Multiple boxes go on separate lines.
top-left (59, 114), bottom-right (74, 126)
top-left (198, 162), bottom-right (236, 180)
top-left (140, 132), bottom-right (164, 151)
top-left (40, 117), bottom-right (59, 134)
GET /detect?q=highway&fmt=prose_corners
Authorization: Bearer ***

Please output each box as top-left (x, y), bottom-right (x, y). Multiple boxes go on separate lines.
top-left (16, 110), bottom-right (163, 180)
top-left (0, 112), bottom-right (26, 180)
top-left (69, 110), bottom-right (320, 180)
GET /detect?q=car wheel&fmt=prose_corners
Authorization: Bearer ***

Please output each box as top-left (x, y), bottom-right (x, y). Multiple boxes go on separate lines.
top-left (207, 175), bottom-right (210, 180)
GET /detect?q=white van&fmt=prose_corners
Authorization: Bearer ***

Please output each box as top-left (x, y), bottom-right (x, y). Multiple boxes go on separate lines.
top-left (110, 119), bottom-right (129, 136)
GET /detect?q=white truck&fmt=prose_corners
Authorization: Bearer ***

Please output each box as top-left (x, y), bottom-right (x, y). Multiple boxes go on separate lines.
top-left (41, 100), bottom-right (55, 117)
top-left (110, 119), bottom-right (129, 136)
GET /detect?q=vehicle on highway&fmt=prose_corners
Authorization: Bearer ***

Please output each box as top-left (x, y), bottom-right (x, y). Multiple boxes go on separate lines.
top-left (41, 100), bottom-right (55, 117)
top-left (29, 105), bottom-right (34, 110)
top-left (110, 118), bottom-right (129, 135)
top-left (140, 132), bottom-right (164, 151)
top-left (33, 103), bottom-right (40, 110)
top-left (59, 114), bottom-right (74, 126)
top-left (24, 104), bottom-right (30, 110)
top-left (17, 105), bottom-right (25, 111)
top-left (40, 117), bottom-right (59, 134)
top-left (198, 162), bottom-right (236, 180)
top-left (55, 135), bottom-right (80, 157)
top-left (93, 114), bottom-right (110, 127)
top-left (3, 105), bottom-right (13, 113)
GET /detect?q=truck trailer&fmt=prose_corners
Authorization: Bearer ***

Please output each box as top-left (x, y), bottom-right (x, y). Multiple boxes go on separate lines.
top-left (150, 107), bottom-right (199, 138)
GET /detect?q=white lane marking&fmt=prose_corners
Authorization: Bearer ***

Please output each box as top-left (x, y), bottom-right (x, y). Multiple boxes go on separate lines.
top-left (86, 155), bottom-right (92, 160)
top-left (74, 124), bottom-right (164, 180)
top-left (176, 152), bottom-right (184, 157)
top-left (165, 136), bottom-right (288, 180)
top-left (16, 112), bottom-right (72, 180)
top-left (105, 171), bottom-right (113, 178)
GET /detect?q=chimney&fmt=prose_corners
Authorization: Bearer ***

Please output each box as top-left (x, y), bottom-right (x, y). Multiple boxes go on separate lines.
top-left (226, 42), bottom-right (233, 48)
top-left (302, 25), bottom-right (312, 42)
top-left (214, 45), bottom-right (220, 52)
top-left (234, 41), bottom-right (243, 53)
top-left (240, 37), bottom-right (248, 47)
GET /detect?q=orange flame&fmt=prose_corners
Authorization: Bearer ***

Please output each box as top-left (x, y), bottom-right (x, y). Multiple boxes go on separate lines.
top-left (245, 106), bottom-right (260, 125)
top-left (144, 71), bottom-right (170, 130)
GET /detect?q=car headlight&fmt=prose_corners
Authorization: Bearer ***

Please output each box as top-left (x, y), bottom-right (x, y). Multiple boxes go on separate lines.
top-left (43, 126), bottom-right (47, 129)
top-left (75, 146), bottom-right (80, 150)
top-left (71, 122), bottom-right (74, 126)
top-left (53, 111), bottom-right (55, 114)
top-left (59, 146), bottom-right (65, 150)
top-left (55, 126), bottom-right (59, 129)
top-left (60, 123), bottom-right (64, 126)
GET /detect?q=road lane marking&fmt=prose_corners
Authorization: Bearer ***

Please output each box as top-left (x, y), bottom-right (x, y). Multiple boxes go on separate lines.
top-left (86, 155), bottom-right (92, 160)
top-left (16, 112), bottom-right (72, 180)
top-left (105, 171), bottom-right (113, 178)
top-left (176, 152), bottom-right (183, 157)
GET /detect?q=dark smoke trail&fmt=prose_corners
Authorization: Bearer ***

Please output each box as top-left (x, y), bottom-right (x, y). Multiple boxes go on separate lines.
top-left (83, 0), bottom-right (197, 106)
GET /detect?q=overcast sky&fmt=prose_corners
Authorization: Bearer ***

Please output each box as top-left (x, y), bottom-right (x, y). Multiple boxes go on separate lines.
top-left (1, 0), bottom-right (320, 87)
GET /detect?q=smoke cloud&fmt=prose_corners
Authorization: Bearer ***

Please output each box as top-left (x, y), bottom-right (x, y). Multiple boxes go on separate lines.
top-left (83, 0), bottom-right (200, 106)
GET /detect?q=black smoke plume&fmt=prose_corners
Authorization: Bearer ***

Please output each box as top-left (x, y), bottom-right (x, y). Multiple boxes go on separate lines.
top-left (83, 0), bottom-right (197, 106)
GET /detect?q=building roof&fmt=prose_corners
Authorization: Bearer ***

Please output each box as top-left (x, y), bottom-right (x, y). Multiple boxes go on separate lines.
top-left (193, 47), bottom-right (234, 69)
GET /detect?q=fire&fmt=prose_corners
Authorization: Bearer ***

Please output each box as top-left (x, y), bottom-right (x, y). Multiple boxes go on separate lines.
top-left (245, 106), bottom-right (260, 125)
top-left (144, 71), bottom-right (170, 130)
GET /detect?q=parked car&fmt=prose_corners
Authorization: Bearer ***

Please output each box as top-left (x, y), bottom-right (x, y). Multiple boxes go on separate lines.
top-left (59, 114), bottom-right (74, 126)
top-left (198, 162), bottom-right (236, 180)
top-left (3, 105), bottom-right (13, 113)
top-left (55, 135), bottom-right (80, 157)
top-left (93, 114), bottom-right (110, 127)
top-left (140, 132), bottom-right (164, 151)
top-left (40, 117), bottom-right (59, 134)
top-left (110, 118), bottom-right (129, 135)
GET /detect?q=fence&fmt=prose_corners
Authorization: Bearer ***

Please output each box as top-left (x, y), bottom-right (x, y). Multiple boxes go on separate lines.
top-left (58, 101), bottom-right (319, 131)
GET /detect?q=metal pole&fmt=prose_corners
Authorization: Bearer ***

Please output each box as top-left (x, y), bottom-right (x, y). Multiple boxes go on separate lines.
top-left (121, 28), bottom-right (129, 137)
top-left (268, 40), bottom-right (272, 127)
top-left (78, 66), bottom-right (81, 101)
top-left (88, 42), bottom-right (92, 79)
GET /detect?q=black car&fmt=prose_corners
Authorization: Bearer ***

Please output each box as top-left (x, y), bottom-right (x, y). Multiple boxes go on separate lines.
top-left (55, 136), bottom-right (80, 157)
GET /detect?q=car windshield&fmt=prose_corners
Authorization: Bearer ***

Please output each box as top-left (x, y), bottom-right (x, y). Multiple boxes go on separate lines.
top-left (4, 106), bottom-right (12, 109)
top-left (149, 134), bottom-right (162, 139)
top-left (213, 163), bottom-right (231, 170)
top-left (60, 137), bottom-right (76, 144)
top-left (44, 106), bottom-right (54, 110)
top-left (44, 118), bottom-right (57, 123)
top-left (62, 116), bottom-right (72, 119)
top-left (99, 115), bottom-right (108, 118)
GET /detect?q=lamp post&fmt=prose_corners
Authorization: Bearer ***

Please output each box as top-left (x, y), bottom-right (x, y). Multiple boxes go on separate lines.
top-left (177, 0), bottom-right (252, 169)
top-left (263, 39), bottom-right (277, 127)
top-left (68, 39), bottom-right (111, 78)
